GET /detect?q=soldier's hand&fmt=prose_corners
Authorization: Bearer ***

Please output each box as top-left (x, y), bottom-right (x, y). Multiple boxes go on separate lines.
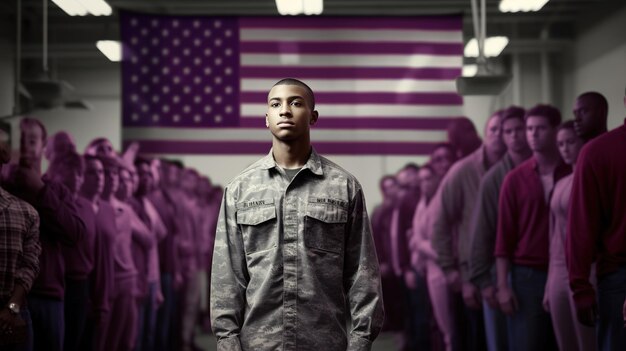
top-left (576, 304), bottom-right (597, 327)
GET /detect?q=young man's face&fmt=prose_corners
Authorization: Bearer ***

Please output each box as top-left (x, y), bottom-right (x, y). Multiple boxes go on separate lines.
top-left (526, 116), bottom-right (556, 153)
top-left (417, 167), bottom-right (439, 200)
top-left (20, 124), bottom-right (45, 163)
top-left (484, 114), bottom-right (504, 154)
top-left (102, 165), bottom-right (119, 198)
top-left (430, 146), bottom-right (454, 177)
top-left (501, 117), bottom-right (528, 153)
top-left (266, 84), bottom-right (318, 143)
top-left (573, 96), bottom-right (602, 139)
top-left (55, 166), bottom-right (83, 195)
top-left (82, 159), bottom-right (104, 198)
top-left (136, 163), bottom-right (154, 195)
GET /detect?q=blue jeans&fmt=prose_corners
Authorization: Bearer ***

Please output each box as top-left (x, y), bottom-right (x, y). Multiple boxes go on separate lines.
top-left (507, 265), bottom-right (556, 351)
top-left (597, 264), bottom-right (626, 351)
top-left (155, 274), bottom-right (174, 351)
top-left (28, 296), bottom-right (64, 351)
top-left (63, 278), bottom-right (89, 351)
top-left (482, 299), bottom-right (508, 351)
top-left (135, 282), bottom-right (158, 351)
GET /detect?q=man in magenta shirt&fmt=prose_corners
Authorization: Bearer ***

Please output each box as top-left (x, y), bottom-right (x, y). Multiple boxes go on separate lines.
top-left (566, 89), bottom-right (626, 350)
top-left (494, 105), bottom-right (570, 351)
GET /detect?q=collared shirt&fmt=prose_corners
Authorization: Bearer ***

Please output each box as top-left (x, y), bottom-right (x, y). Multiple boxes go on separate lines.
top-left (495, 157), bottom-right (571, 270)
top-left (567, 121), bottom-right (626, 310)
top-left (210, 148), bottom-right (384, 351)
top-left (0, 187), bottom-right (41, 301)
top-left (431, 145), bottom-right (491, 281)
top-left (468, 153), bottom-right (515, 289)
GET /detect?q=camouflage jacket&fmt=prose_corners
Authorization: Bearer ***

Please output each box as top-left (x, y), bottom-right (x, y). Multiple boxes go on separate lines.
top-left (210, 148), bottom-right (384, 351)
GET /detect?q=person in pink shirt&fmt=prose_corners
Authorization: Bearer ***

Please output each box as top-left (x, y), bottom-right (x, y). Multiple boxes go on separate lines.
top-left (410, 164), bottom-right (457, 351)
top-left (79, 155), bottom-right (117, 351)
top-left (543, 121), bottom-right (596, 351)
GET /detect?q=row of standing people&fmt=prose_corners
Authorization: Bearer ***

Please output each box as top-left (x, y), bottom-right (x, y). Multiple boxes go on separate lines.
top-left (0, 119), bottom-right (221, 351)
top-left (372, 90), bottom-right (626, 351)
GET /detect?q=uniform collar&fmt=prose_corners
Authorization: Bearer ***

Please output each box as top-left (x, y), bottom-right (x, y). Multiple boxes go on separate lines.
top-left (259, 147), bottom-right (324, 176)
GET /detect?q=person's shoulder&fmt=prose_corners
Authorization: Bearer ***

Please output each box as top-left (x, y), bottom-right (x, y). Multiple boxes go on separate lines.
top-left (580, 126), bottom-right (626, 162)
top-left (318, 155), bottom-right (362, 187)
top-left (0, 188), bottom-right (39, 221)
top-left (226, 155), bottom-right (271, 188)
top-left (501, 158), bottom-right (532, 187)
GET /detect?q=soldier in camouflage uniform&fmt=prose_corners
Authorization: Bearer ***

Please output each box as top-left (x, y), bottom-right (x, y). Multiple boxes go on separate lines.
top-left (210, 78), bottom-right (384, 351)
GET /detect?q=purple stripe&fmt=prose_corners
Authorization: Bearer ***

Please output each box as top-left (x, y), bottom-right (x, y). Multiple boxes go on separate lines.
top-left (242, 92), bottom-right (462, 105)
top-left (240, 67), bottom-right (461, 80)
top-left (125, 140), bottom-right (440, 155)
top-left (239, 117), bottom-right (458, 130)
top-left (239, 16), bottom-right (462, 31)
top-left (240, 41), bottom-right (462, 55)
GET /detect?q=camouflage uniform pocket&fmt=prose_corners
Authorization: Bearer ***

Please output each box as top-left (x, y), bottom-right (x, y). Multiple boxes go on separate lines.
top-left (236, 204), bottom-right (277, 255)
top-left (304, 202), bottom-right (347, 254)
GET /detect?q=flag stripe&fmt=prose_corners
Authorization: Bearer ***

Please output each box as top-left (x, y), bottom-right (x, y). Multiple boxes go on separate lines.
top-left (239, 29), bottom-right (462, 43)
top-left (240, 41), bottom-right (463, 55)
top-left (239, 117), bottom-right (458, 130)
top-left (126, 140), bottom-right (442, 155)
top-left (239, 16), bottom-right (463, 31)
top-left (242, 92), bottom-right (463, 105)
top-left (241, 78), bottom-right (457, 93)
top-left (123, 127), bottom-right (447, 142)
top-left (240, 54), bottom-right (462, 68)
top-left (241, 104), bottom-right (462, 117)
top-left (239, 67), bottom-right (461, 80)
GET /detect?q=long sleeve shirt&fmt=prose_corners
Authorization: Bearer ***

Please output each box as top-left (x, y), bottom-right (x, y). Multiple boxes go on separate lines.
top-left (494, 158), bottom-right (570, 269)
top-left (389, 191), bottom-right (419, 277)
top-left (431, 145), bottom-right (490, 281)
top-left (210, 148), bottom-right (384, 351)
top-left (63, 196), bottom-right (97, 280)
top-left (0, 187), bottom-right (41, 301)
top-left (468, 153), bottom-right (515, 289)
top-left (30, 180), bottom-right (86, 299)
top-left (567, 121), bottom-right (626, 311)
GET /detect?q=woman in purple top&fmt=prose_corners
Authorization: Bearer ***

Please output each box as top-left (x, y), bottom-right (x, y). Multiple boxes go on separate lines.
top-left (544, 121), bottom-right (596, 351)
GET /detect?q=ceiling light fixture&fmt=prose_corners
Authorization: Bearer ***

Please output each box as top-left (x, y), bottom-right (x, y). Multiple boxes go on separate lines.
top-left (499, 0), bottom-right (549, 13)
top-left (464, 36), bottom-right (509, 57)
top-left (52, 0), bottom-right (112, 16)
top-left (96, 40), bottom-right (121, 62)
top-left (275, 0), bottom-right (323, 15)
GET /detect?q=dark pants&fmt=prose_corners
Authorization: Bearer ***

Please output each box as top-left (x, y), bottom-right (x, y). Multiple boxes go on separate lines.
top-left (507, 265), bottom-right (556, 351)
top-left (135, 282), bottom-right (158, 351)
top-left (63, 278), bottom-right (89, 351)
top-left (29, 296), bottom-right (64, 351)
top-left (155, 274), bottom-right (174, 351)
top-left (405, 272), bottom-right (431, 351)
top-left (597, 264), bottom-right (626, 351)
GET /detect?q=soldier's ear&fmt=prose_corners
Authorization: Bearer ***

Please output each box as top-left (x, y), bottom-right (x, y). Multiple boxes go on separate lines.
top-left (310, 110), bottom-right (318, 126)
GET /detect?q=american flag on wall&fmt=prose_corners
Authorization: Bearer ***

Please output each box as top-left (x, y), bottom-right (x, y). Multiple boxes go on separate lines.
top-left (120, 11), bottom-right (463, 155)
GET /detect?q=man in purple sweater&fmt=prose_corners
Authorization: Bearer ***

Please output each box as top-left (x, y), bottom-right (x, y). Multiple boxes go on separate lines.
top-left (6, 118), bottom-right (86, 351)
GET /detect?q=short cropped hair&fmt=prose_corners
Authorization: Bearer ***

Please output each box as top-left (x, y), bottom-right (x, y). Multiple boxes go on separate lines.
top-left (578, 92), bottom-right (608, 117)
top-left (49, 151), bottom-right (84, 175)
top-left (20, 117), bottom-right (47, 142)
top-left (525, 104), bottom-right (561, 128)
top-left (500, 106), bottom-right (526, 127)
top-left (273, 78), bottom-right (316, 109)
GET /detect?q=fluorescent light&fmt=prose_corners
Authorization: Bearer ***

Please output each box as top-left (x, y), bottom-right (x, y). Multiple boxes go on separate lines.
top-left (499, 0), bottom-right (549, 12)
top-left (51, 0), bottom-right (88, 16)
top-left (303, 0), bottom-right (323, 15)
top-left (275, 0), bottom-right (302, 15)
top-left (464, 36), bottom-right (509, 57)
top-left (81, 0), bottom-right (112, 16)
top-left (275, 0), bottom-right (323, 15)
top-left (463, 64), bottom-right (478, 77)
top-left (96, 40), bottom-right (121, 62)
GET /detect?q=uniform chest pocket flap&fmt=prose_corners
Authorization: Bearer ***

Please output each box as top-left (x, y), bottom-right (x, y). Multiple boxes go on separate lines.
top-left (304, 201), bottom-right (348, 254)
top-left (236, 200), bottom-right (277, 255)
